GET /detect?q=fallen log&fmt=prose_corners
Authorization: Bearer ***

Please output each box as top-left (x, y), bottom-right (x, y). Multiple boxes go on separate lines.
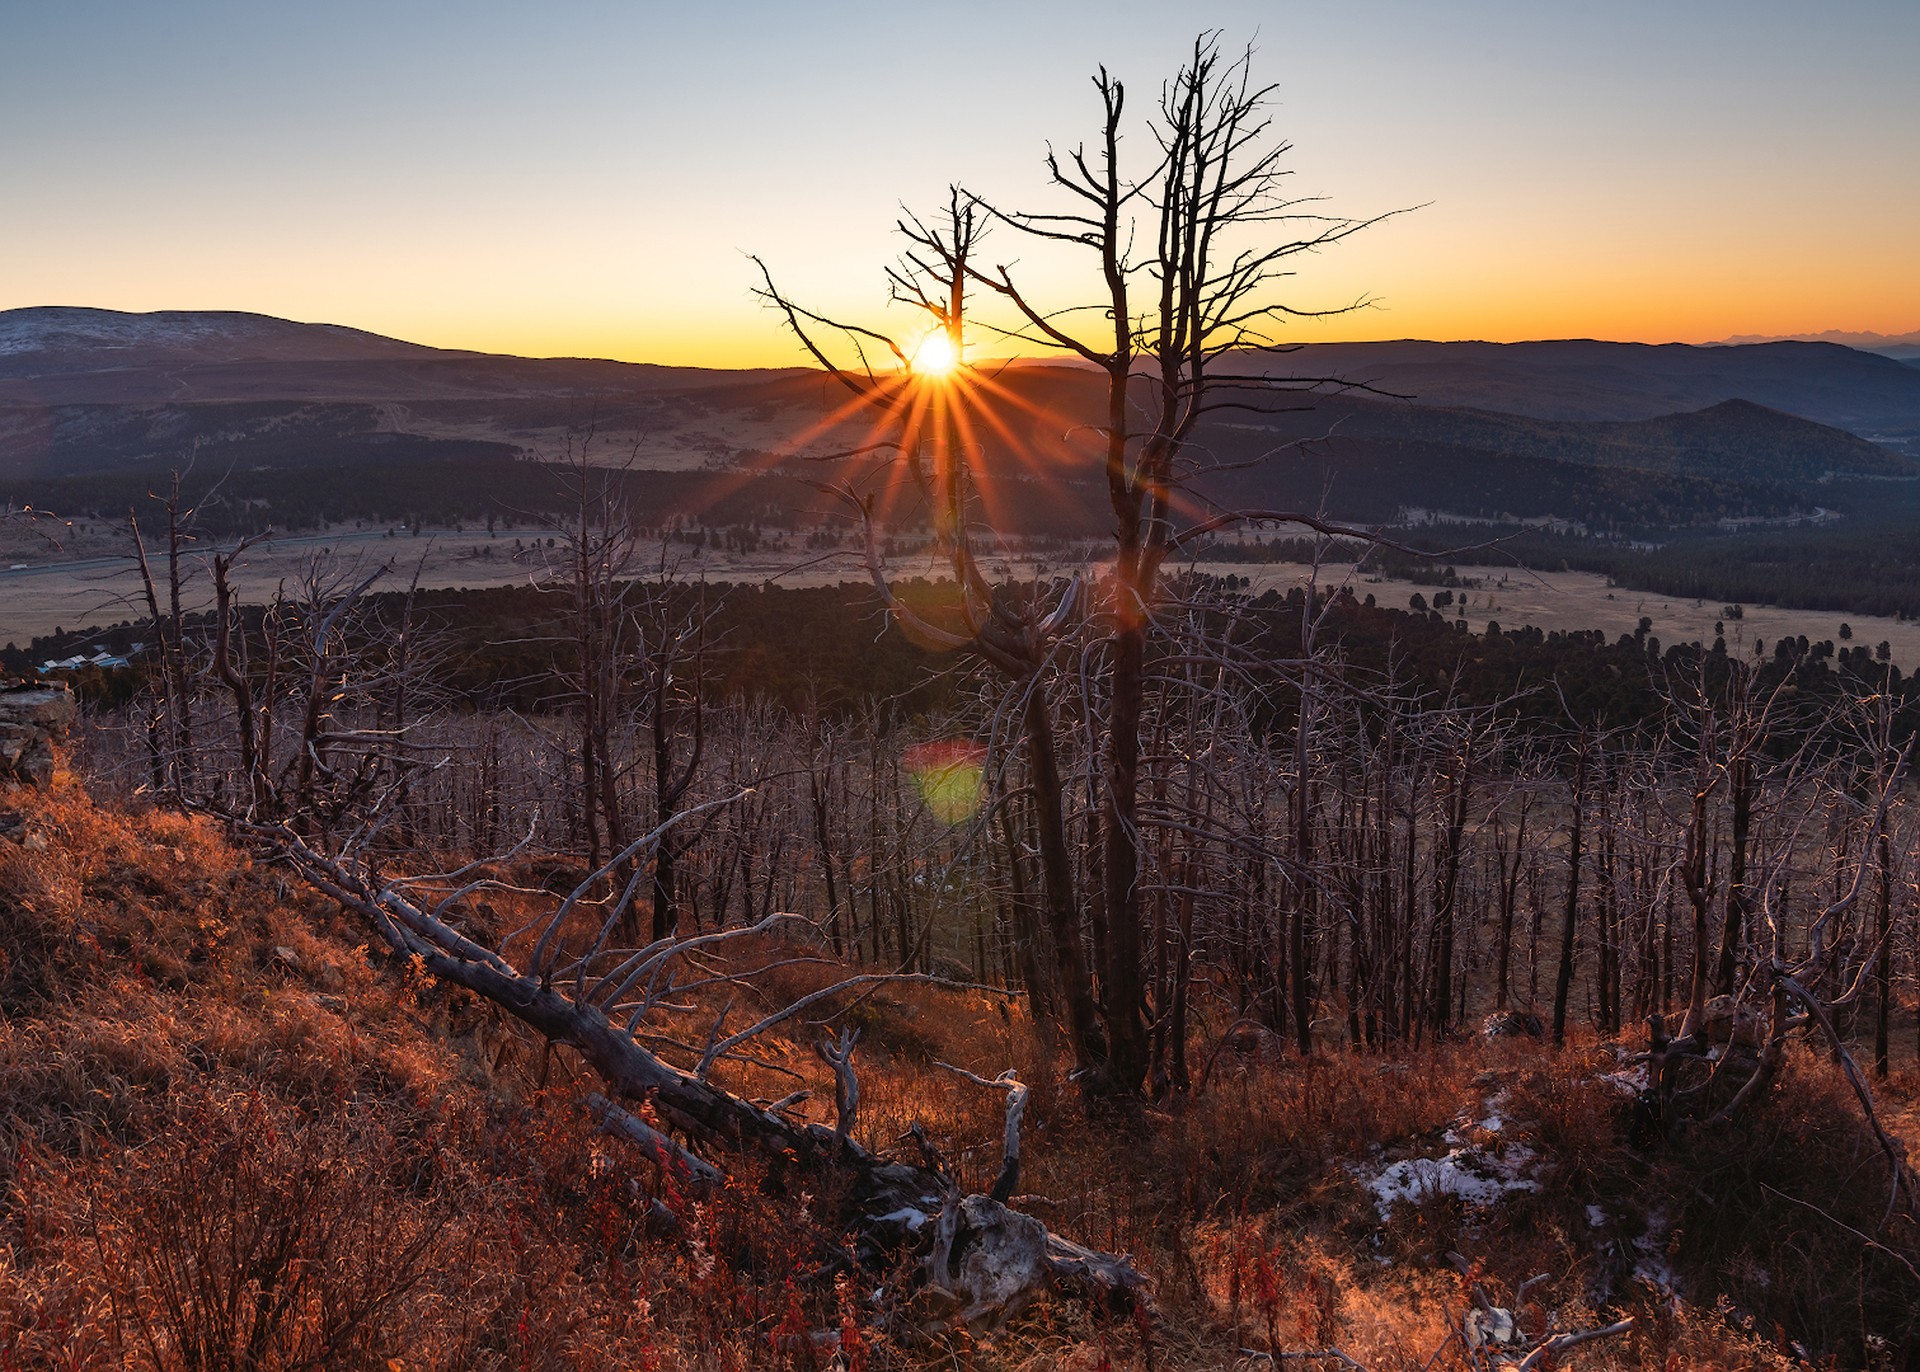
top-left (248, 820), bottom-right (1150, 1331)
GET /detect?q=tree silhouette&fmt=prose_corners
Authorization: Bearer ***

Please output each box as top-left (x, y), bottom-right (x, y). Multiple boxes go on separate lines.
top-left (755, 35), bottom-right (1405, 1092)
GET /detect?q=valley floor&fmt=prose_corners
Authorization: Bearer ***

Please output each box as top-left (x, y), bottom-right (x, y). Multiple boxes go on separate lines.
top-left (8, 520), bottom-right (1920, 675)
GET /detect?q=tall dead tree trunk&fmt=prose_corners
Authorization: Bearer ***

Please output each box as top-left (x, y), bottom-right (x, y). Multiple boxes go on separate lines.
top-left (1875, 826), bottom-right (1893, 1079)
top-left (640, 578), bottom-right (711, 942)
top-left (1678, 714), bottom-right (1720, 1042)
top-left (547, 446), bottom-right (644, 897)
top-left (211, 542), bottom-right (269, 814)
top-left (1715, 673), bottom-right (1757, 997)
top-left (1552, 733), bottom-right (1588, 1049)
top-left (1494, 790), bottom-right (1532, 1011)
top-left (128, 477), bottom-right (199, 800)
top-left (1285, 591), bottom-right (1318, 1054)
top-left (1023, 683), bottom-right (1103, 1070)
top-left (1429, 739), bottom-right (1471, 1038)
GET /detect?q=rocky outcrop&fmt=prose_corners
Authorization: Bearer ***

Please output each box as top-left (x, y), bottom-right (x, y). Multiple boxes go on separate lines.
top-left (0, 683), bottom-right (78, 788)
top-left (1482, 1010), bottom-right (1545, 1039)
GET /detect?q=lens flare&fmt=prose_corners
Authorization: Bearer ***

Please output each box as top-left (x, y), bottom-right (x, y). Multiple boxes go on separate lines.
top-left (902, 739), bottom-right (985, 825)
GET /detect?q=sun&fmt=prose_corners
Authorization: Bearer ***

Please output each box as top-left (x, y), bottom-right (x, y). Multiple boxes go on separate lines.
top-left (912, 329), bottom-right (959, 377)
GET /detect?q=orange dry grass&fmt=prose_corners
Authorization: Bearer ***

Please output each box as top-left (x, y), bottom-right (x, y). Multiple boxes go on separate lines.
top-left (2, 779), bottom-right (1910, 1369)
top-left (0, 784), bottom-right (875, 1369)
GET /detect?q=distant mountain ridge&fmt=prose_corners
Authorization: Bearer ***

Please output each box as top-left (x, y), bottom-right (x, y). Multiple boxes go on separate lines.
top-left (0, 307), bottom-right (803, 405)
top-left (1713, 327), bottom-right (1920, 359)
top-left (1, 308), bottom-right (1915, 538)
top-left (1212, 394), bottom-right (1909, 485)
top-left (1226, 337), bottom-right (1920, 437)
top-left (5, 308), bottom-right (1919, 434)
top-left (0, 306), bottom-right (446, 369)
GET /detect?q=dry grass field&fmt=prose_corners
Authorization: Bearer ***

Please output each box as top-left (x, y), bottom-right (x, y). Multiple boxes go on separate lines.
top-left (1216, 558), bottom-right (1920, 666)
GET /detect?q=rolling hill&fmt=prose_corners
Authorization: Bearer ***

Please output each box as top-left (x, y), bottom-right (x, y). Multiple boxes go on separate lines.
top-left (2, 308), bottom-right (1914, 540)
top-left (1224, 337), bottom-right (1920, 437)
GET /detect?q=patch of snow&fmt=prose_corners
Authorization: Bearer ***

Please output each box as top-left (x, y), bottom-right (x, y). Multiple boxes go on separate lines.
top-left (1587, 1204), bottom-right (1608, 1229)
top-left (1599, 1063), bottom-right (1649, 1095)
top-left (1632, 1207), bottom-right (1675, 1292)
top-left (874, 1206), bottom-right (931, 1231)
top-left (1360, 1140), bottom-right (1541, 1219)
top-left (1439, 1091), bottom-right (1510, 1146)
top-left (1355, 1088), bottom-right (1545, 1222)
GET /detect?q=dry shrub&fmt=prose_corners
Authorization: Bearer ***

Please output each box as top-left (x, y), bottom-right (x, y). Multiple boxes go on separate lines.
top-left (3, 1055), bottom-right (891, 1371)
top-left (1142, 1047), bottom-right (1477, 1221)
top-left (1489, 1048), bottom-right (1658, 1287)
top-left (1650, 1051), bottom-right (1920, 1365)
top-left (5, 1087), bottom-right (700, 1371)
top-left (1181, 1192), bottom-right (1803, 1372)
top-left (1502, 1050), bottom-right (1633, 1181)
top-left (54, 1093), bottom-right (445, 1371)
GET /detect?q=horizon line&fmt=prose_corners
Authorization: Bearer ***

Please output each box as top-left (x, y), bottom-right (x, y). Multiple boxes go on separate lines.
top-left (4, 302), bottom-right (1917, 371)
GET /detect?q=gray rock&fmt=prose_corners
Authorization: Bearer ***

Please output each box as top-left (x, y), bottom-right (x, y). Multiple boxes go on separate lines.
top-left (0, 684), bottom-right (78, 788)
top-left (1482, 1010), bottom-right (1544, 1039)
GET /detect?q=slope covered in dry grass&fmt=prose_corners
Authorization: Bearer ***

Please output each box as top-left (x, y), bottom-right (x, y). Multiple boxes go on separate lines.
top-left (2, 774), bottom-right (1915, 1369)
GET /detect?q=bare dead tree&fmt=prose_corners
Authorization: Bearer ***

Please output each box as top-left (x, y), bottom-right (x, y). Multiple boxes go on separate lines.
top-left (277, 556), bottom-right (396, 836)
top-left (753, 194), bottom-right (1106, 1080)
top-left (128, 468), bottom-right (204, 799)
top-left (754, 36), bottom-right (1410, 1093)
top-left (1551, 729), bottom-right (1589, 1050)
top-left (209, 533), bottom-right (272, 815)
top-left (635, 565), bottom-right (717, 942)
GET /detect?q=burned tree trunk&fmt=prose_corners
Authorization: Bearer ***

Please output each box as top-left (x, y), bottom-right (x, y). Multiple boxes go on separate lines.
top-left (1428, 742), bottom-right (1470, 1039)
top-left (1551, 734), bottom-right (1588, 1049)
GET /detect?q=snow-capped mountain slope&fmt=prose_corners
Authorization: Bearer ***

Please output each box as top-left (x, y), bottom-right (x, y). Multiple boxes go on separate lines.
top-left (0, 307), bottom-right (446, 371)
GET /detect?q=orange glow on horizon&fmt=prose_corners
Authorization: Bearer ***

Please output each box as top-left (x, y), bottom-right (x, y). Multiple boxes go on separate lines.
top-left (401, 290), bottom-right (1920, 373)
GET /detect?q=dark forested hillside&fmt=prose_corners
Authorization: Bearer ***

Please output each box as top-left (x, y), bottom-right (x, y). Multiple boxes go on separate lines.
top-left (1225, 336), bottom-right (1920, 432)
top-left (6, 390), bottom-right (1900, 541)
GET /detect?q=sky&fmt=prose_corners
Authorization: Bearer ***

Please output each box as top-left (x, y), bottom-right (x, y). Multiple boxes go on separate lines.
top-left (4, 0), bottom-right (1916, 369)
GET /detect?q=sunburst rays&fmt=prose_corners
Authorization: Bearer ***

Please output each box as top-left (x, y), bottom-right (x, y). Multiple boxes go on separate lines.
top-left (693, 345), bottom-right (1145, 568)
